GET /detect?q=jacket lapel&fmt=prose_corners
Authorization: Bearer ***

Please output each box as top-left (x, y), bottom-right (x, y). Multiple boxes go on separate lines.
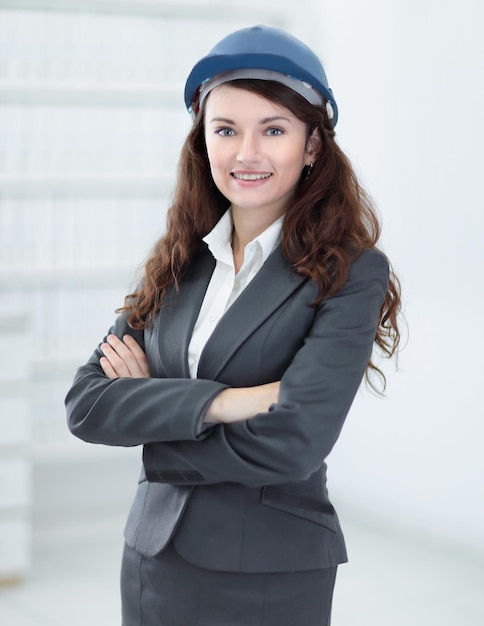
top-left (197, 246), bottom-right (307, 380)
top-left (154, 249), bottom-right (215, 378)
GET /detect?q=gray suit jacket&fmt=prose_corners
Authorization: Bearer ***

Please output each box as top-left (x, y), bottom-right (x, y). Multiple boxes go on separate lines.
top-left (66, 245), bottom-right (389, 573)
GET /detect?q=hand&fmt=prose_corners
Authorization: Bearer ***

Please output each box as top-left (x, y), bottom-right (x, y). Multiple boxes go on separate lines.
top-left (205, 381), bottom-right (280, 424)
top-left (100, 334), bottom-right (151, 379)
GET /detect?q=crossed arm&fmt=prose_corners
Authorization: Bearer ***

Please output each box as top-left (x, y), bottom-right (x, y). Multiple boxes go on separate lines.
top-left (67, 249), bottom-right (389, 486)
top-left (99, 333), bottom-right (280, 425)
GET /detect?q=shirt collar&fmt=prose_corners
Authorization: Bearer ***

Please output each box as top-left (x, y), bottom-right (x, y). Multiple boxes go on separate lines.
top-left (203, 209), bottom-right (234, 266)
top-left (203, 209), bottom-right (284, 266)
top-left (255, 214), bottom-right (284, 263)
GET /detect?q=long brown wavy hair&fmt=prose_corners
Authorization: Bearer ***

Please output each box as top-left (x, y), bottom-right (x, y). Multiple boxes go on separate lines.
top-left (122, 79), bottom-right (401, 391)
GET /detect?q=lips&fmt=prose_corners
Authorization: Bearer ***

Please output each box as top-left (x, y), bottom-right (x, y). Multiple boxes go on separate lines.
top-left (232, 172), bottom-right (272, 181)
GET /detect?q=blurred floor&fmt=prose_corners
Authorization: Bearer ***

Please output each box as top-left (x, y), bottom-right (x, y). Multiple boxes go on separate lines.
top-left (0, 513), bottom-right (483, 626)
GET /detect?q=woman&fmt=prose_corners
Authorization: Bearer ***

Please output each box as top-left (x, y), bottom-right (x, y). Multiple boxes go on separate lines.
top-left (66, 24), bottom-right (400, 626)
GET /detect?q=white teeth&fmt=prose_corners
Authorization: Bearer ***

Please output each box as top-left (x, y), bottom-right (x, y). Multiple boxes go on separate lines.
top-left (233, 172), bottom-right (271, 181)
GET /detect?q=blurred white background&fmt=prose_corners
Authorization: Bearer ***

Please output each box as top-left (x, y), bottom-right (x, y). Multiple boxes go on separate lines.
top-left (0, 0), bottom-right (483, 624)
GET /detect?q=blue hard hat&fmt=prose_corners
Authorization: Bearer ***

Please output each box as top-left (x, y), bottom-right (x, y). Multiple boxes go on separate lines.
top-left (184, 25), bottom-right (338, 126)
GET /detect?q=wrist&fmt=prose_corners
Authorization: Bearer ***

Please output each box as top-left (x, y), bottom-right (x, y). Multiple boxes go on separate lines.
top-left (204, 389), bottom-right (229, 424)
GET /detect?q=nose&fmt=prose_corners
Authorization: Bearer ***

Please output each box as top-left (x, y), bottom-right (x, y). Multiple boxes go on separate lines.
top-left (236, 132), bottom-right (261, 164)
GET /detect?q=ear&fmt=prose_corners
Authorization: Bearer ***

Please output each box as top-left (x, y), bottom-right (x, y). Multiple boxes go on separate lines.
top-left (305, 128), bottom-right (322, 165)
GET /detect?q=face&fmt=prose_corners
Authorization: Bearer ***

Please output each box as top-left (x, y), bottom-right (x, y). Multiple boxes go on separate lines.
top-left (204, 85), bottom-right (318, 222)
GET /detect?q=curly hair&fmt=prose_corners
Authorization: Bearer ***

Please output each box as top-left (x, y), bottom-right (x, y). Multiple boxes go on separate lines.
top-left (121, 79), bottom-right (401, 391)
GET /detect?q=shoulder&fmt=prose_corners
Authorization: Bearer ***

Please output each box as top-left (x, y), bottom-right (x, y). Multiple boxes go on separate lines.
top-left (348, 247), bottom-right (389, 283)
top-left (323, 247), bottom-right (389, 306)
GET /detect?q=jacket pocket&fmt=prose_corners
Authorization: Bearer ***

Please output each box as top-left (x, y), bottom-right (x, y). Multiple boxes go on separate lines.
top-left (260, 486), bottom-right (337, 533)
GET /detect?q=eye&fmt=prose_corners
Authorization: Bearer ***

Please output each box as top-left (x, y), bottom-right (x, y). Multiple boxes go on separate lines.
top-left (266, 127), bottom-right (283, 136)
top-left (216, 127), bottom-right (235, 137)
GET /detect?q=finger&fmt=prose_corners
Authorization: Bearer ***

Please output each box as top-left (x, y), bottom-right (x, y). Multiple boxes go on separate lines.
top-left (106, 334), bottom-right (150, 378)
top-left (100, 356), bottom-right (119, 379)
top-left (122, 335), bottom-right (151, 377)
top-left (100, 342), bottom-right (131, 377)
top-left (106, 334), bottom-right (143, 377)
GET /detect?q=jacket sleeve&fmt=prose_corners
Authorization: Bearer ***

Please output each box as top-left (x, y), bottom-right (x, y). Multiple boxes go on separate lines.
top-left (143, 249), bottom-right (390, 488)
top-left (65, 313), bottom-right (229, 446)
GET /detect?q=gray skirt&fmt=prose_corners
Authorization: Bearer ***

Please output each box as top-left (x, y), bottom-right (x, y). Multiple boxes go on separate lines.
top-left (121, 541), bottom-right (336, 626)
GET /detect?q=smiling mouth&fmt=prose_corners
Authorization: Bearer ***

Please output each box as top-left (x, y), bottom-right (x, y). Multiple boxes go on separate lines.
top-left (232, 172), bottom-right (272, 181)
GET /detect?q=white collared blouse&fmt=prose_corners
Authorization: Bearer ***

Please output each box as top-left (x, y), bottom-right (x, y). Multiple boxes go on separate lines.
top-left (188, 209), bottom-right (283, 378)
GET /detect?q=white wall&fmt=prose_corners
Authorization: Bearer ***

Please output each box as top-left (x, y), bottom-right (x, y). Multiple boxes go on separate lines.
top-left (312, 0), bottom-right (484, 549)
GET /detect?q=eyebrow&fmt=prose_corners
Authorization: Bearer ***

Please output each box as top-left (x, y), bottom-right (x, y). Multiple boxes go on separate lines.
top-left (208, 115), bottom-right (292, 125)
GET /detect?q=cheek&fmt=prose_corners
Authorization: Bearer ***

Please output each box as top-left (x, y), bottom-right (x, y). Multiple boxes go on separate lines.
top-left (205, 145), bottom-right (228, 192)
top-left (205, 141), bottom-right (225, 175)
top-left (279, 147), bottom-right (307, 174)
top-left (278, 138), bottom-right (308, 165)
top-left (207, 159), bottom-right (225, 186)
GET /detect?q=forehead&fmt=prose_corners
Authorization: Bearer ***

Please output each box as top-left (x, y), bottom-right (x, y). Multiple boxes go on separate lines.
top-left (204, 84), bottom-right (295, 120)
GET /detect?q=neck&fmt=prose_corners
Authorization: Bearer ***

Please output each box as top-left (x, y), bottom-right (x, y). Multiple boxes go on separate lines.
top-left (230, 206), bottom-right (283, 254)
